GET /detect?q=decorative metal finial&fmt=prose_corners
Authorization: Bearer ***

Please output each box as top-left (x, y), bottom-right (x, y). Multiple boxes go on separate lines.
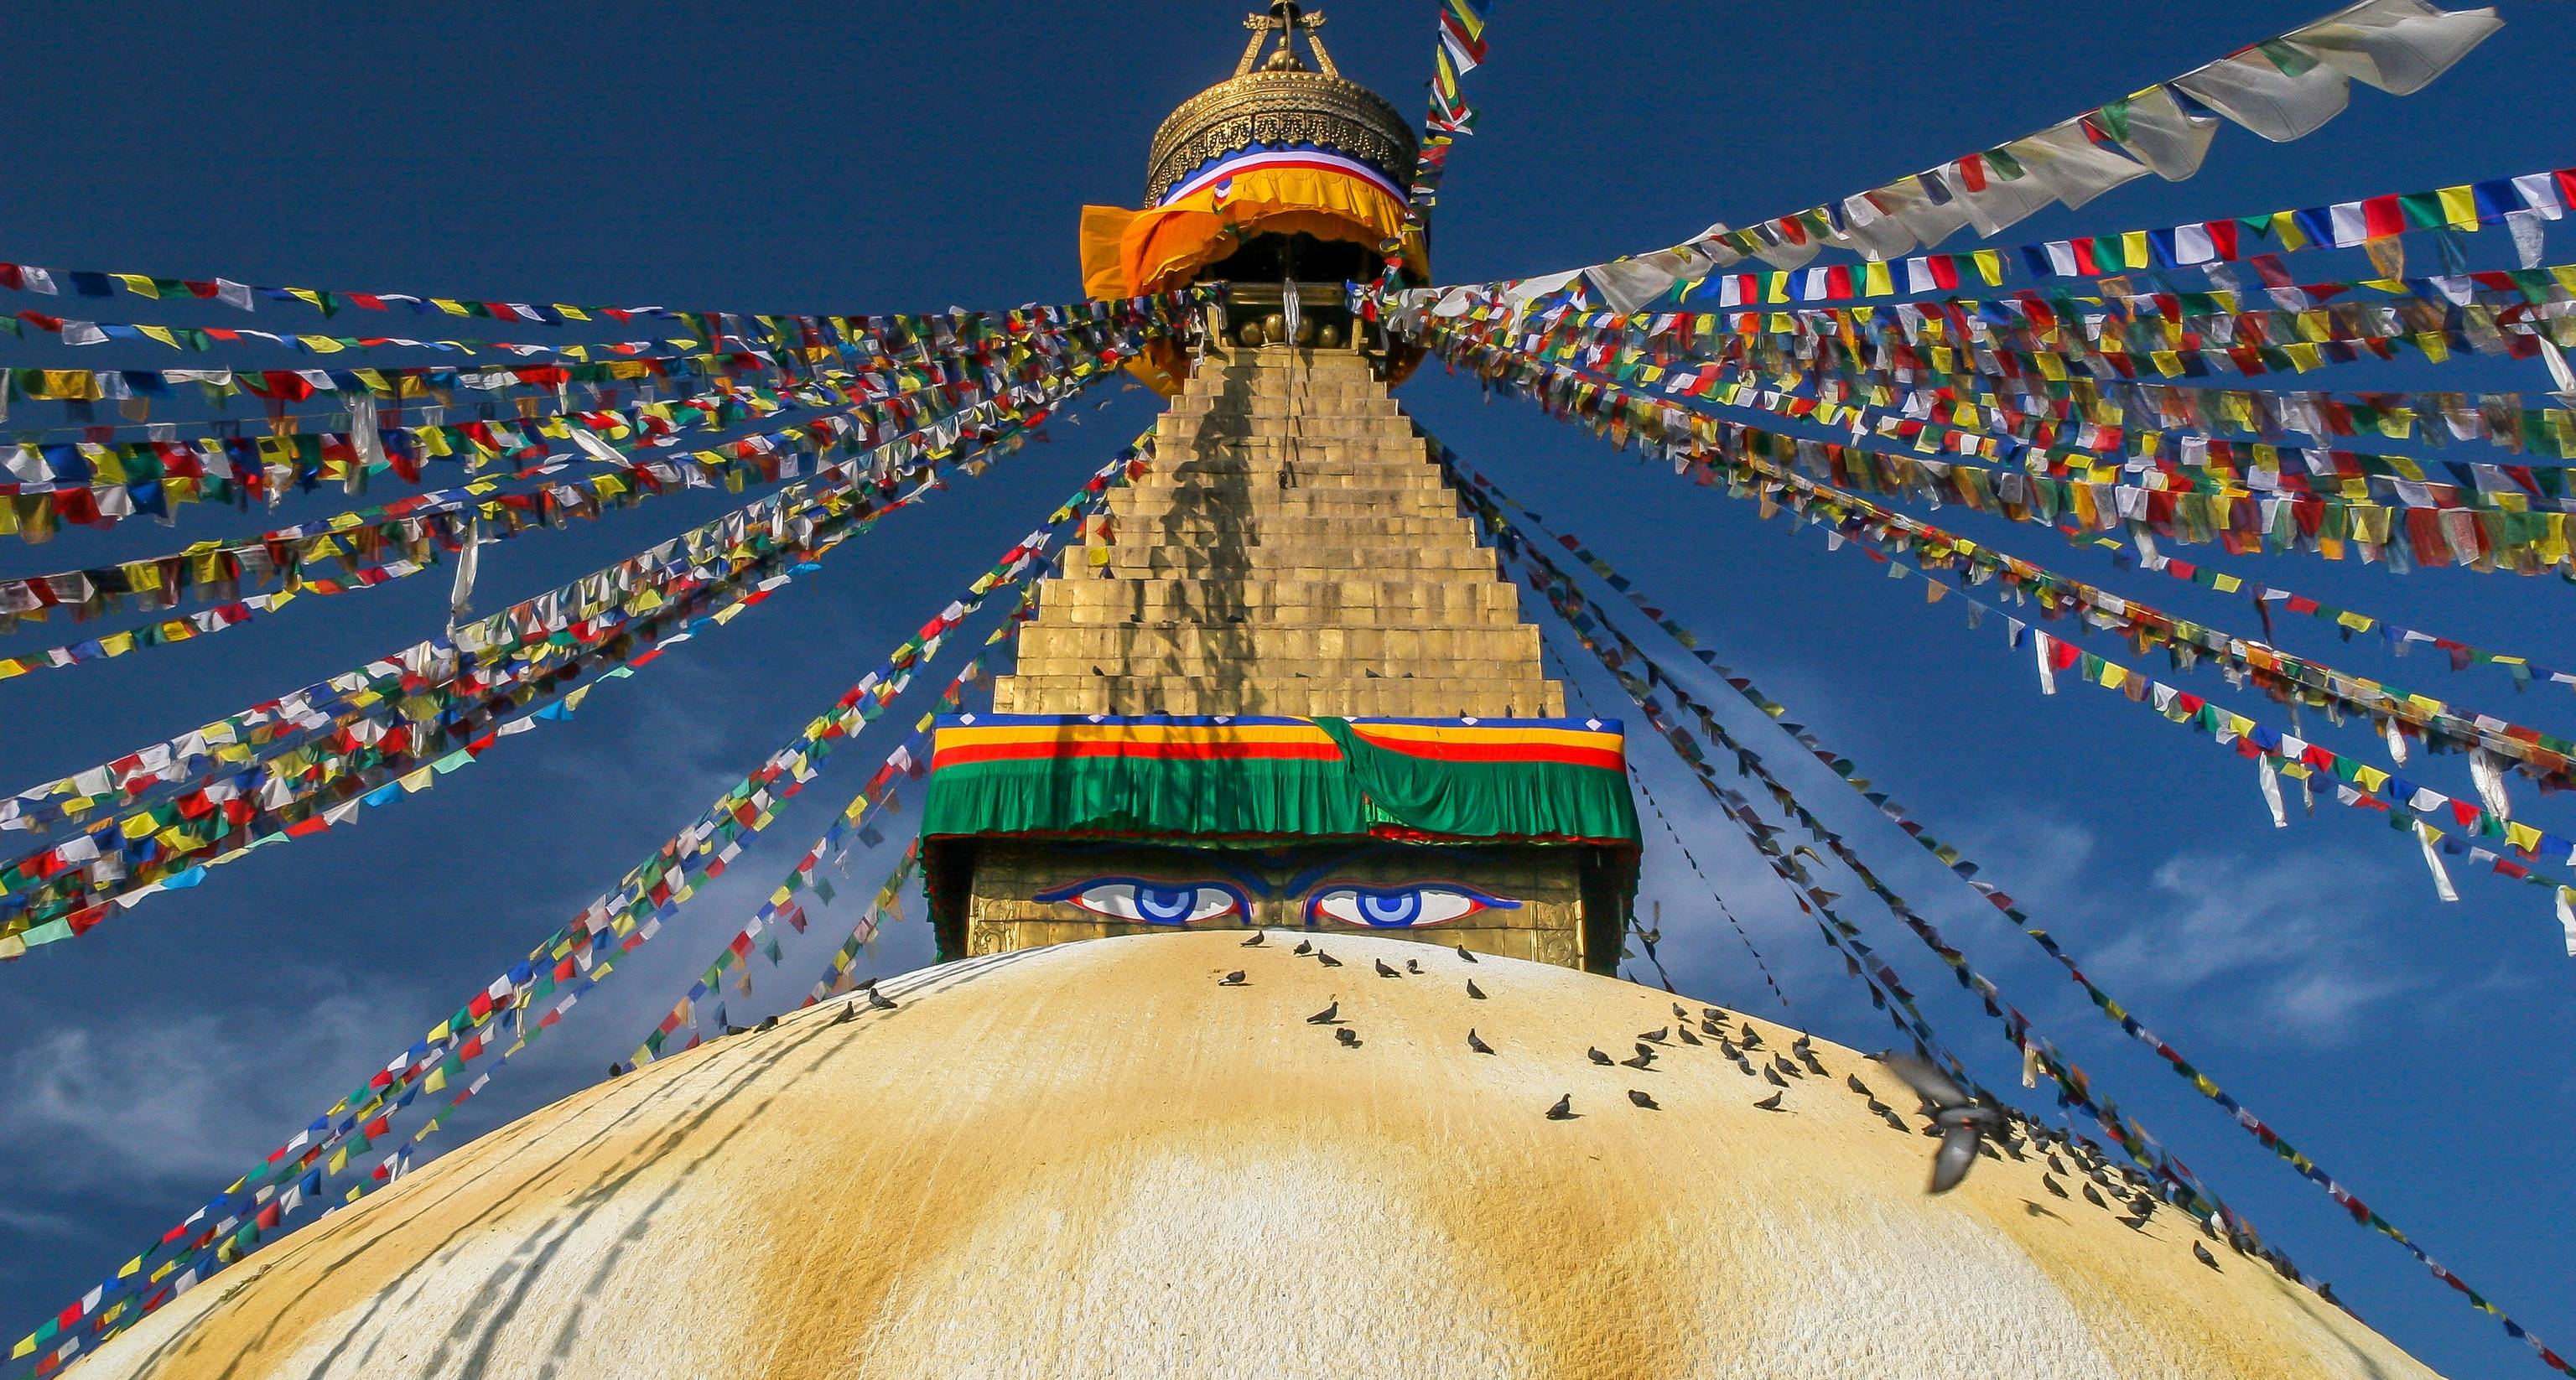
top-left (1233, 3), bottom-right (1336, 77)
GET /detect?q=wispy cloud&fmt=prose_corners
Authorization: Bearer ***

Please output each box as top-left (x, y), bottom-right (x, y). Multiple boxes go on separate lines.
top-left (0, 970), bottom-right (413, 1190)
top-left (2079, 846), bottom-right (2421, 1044)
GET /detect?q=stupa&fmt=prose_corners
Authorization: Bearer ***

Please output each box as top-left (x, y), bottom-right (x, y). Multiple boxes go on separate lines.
top-left (74, 8), bottom-right (2448, 1377)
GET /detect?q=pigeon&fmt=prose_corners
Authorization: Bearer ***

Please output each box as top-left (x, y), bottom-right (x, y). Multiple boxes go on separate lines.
top-left (1846, 1074), bottom-right (1872, 1096)
top-left (1317, 951), bottom-right (1343, 968)
top-left (1545, 1093), bottom-right (1576, 1120)
top-left (1773, 1055), bottom-right (1802, 1078)
top-left (1672, 1003), bottom-right (1690, 1019)
top-left (1701, 1019), bottom-right (1724, 1037)
top-left (1405, 958), bottom-right (1423, 974)
top-left (1294, 939), bottom-right (1313, 956)
top-left (1374, 959), bottom-right (1401, 978)
top-left (1242, 931), bottom-right (1265, 947)
top-left (1753, 1091), bottom-right (1784, 1111)
top-left (867, 986), bottom-right (899, 1012)
top-left (1465, 979), bottom-right (1487, 1000)
top-left (1763, 1066), bottom-right (1788, 1088)
top-left (1587, 1046), bottom-right (1614, 1066)
top-left (1676, 1025), bottom-right (1702, 1047)
top-left (1218, 970), bottom-right (1248, 987)
top-left (1718, 1040), bottom-right (1742, 1059)
top-left (1866, 1098), bottom-right (1891, 1116)
top-left (833, 1004), bottom-right (857, 1025)
top-left (1789, 1034), bottom-right (1813, 1056)
top-left (1456, 945), bottom-right (1478, 963)
top-left (2082, 1183), bottom-right (2108, 1209)
top-left (2048, 1153), bottom-right (2069, 1175)
top-left (756, 1014), bottom-right (779, 1033)
top-left (608, 1062), bottom-right (626, 1078)
top-left (1306, 999), bottom-right (1341, 1025)
top-left (1620, 1052), bottom-right (1655, 1070)
top-left (2119, 1213), bottom-right (2152, 1232)
top-left (1336, 1028), bottom-right (1360, 1048)
top-left (1800, 1053), bottom-right (1829, 1077)
top-left (1467, 1029), bottom-right (1495, 1056)
top-left (1883, 1051), bottom-right (2006, 1196)
top-left (1639, 1028), bottom-right (1670, 1045)
top-left (2193, 1242), bottom-right (2220, 1270)
top-left (2043, 1175), bottom-right (2070, 1200)
top-left (1628, 1089), bottom-right (1660, 1110)
top-left (1739, 1028), bottom-right (1763, 1049)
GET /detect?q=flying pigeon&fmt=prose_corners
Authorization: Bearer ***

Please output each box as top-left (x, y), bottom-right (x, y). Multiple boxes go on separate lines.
top-left (1306, 999), bottom-right (1340, 1025)
top-left (1627, 1089), bottom-right (1660, 1110)
top-left (1467, 1029), bottom-right (1495, 1055)
top-left (1882, 1051), bottom-right (2005, 1196)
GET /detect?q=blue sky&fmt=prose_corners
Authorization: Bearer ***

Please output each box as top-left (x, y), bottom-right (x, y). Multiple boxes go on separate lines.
top-left (0, 3), bottom-right (2569, 1374)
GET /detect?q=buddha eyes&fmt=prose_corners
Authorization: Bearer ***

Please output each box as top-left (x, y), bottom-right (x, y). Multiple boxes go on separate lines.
top-left (1035, 879), bottom-right (1246, 926)
top-left (1307, 884), bottom-right (1517, 929)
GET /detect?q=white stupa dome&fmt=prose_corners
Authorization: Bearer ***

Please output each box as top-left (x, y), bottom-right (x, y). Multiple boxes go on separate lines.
top-left (80, 931), bottom-right (2438, 1379)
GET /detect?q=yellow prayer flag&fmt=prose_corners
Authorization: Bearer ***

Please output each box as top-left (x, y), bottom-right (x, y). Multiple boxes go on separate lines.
top-left (431, 298), bottom-right (471, 317)
top-left (112, 273), bottom-right (161, 298)
top-left (1972, 250), bottom-right (2002, 286)
top-left (1862, 261), bottom-right (1893, 297)
top-left (137, 324), bottom-right (182, 350)
top-left (2438, 184), bottom-right (2479, 230)
top-left (2121, 231), bottom-right (2150, 267)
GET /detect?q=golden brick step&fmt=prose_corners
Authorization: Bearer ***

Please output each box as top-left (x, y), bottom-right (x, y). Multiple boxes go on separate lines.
top-left (1100, 513), bottom-right (1481, 544)
top-left (1107, 544), bottom-right (1498, 575)
top-left (989, 674), bottom-right (1566, 719)
top-left (1015, 622), bottom-right (1542, 667)
top-left (1108, 490), bottom-right (1462, 521)
top-left (1031, 576), bottom-right (1528, 625)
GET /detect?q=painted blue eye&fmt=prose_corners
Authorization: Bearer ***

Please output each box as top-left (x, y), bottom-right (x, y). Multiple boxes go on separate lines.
top-left (1035, 878), bottom-right (1245, 926)
top-left (1308, 884), bottom-right (1519, 929)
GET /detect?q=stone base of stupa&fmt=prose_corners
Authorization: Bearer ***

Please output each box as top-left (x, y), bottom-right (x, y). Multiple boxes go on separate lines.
top-left (81, 931), bottom-right (2439, 1380)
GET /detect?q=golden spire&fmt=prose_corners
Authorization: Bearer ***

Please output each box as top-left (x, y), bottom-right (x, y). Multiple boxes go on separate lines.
top-left (1233, 1), bottom-right (1339, 78)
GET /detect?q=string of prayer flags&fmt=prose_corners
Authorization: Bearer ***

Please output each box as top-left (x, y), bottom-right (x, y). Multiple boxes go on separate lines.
top-left (1462, 447), bottom-right (2576, 1371)
top-left (1415, 324), bottom-right (2576, 801)
top-left (1659, 167), bottom-right (2576, 308)
top-left (1519, 2), bottom-right (2506, 311)
top-left (0, 261), bottom-right (686, 327)
top-left (804, 841), bottom-right (927, 1005)
top-left (0, 291), bottom-right (1201, 541)
top-left (632, 457), bottom-right (1125, 1064)
top-left (0, 369), bottom-right (1128, 957)
top-left (0, 320), bottom-right (1150, 675)
top-left (1493, 475), bottom-right (2292, 1274)
top-left (3, 444), bottom-right (1152, 1373)
top-left (1410, 0), bottom-right (1488, 210)
top-left (1417, 314), bottom-right (2576, 575)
